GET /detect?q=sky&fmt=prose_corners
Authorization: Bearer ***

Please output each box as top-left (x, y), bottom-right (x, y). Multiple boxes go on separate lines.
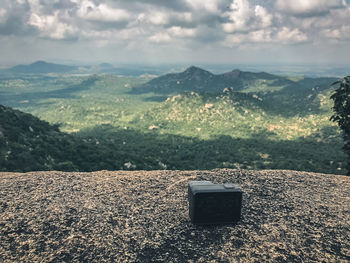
top-left (0, 0), bottom-right (350, 67)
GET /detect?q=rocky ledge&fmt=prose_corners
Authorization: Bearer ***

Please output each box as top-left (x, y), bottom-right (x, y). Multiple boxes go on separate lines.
top-left (0, 169), bottom-right (349, 262)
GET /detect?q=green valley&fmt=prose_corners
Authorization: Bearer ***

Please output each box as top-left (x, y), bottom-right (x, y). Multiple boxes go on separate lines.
top-left (0, 65), bottom-right (346, 174)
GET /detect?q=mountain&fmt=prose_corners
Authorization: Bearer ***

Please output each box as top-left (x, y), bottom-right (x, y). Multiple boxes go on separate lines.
top-left (132, 66), bottom-right (214, 94)
top-left (131, 66), bottom-right (297, 94)
top-left (0, 104), bottom-right (77, 171)
top-left (10, 61), bottom-right (78, 73)
top-left (127, 76), bottom-right (345, 174)
top-left (0, 104), bottom-right (144, 172)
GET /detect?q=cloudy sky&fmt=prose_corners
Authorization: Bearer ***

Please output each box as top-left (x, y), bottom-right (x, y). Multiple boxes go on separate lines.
top-left (0, 0), bottom-right (350, 67)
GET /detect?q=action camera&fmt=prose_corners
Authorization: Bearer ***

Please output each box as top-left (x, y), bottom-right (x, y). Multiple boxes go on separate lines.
top-left (188, 181), bottom-right (242, 225)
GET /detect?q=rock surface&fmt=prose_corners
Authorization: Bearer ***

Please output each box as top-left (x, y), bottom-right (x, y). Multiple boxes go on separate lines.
top-left (0, 169), bottom-right (349, 262)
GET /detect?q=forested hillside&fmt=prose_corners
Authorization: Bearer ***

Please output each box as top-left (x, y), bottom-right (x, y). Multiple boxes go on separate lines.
top-left (131, 66), bottom-right (335, 95)
top-left (0, 67), bottom-right (346, 174)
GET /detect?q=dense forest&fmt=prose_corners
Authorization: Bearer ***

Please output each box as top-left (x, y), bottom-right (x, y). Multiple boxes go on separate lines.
top-left (0, 66), bottom-right (346, 174)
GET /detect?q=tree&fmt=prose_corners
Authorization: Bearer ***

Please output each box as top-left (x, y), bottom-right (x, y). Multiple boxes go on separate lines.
top-left (330, 76), bottom-right (350, 175)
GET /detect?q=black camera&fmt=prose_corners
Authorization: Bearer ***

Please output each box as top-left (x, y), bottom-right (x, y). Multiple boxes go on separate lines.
top-left (188, 181), bottom-right (242, 225)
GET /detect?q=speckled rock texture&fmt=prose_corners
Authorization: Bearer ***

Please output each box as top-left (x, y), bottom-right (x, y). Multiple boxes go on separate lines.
top-left (0, 169), bottom-right (349, 262)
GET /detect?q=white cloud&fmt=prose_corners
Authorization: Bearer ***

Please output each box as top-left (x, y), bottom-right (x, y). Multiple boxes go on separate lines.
top-left (186, 0), bottom-right (221, 13)
top-left (223, 0), bottom-right (251, 32)
top-left (28, 12), bottom-right (76, 39)
top-left (148, 12), bottom-right (169, 25)
top-left (276, 27), bottom-right (308, 43)
top-left (254, 6), bottom-right (272, 28)
top-left (223, 26), bottom-right (308, 46)
top-left (0, 8), bottom-right (7, 23)
top-left (275, 0), bottom-right (346, 16)
top-left (322, 25), bottom-right (350, 40)
top-left (26, 0), bottom-right (78, 39)
top-left (222, 1), bottom-right (273, 33)
top-left (77, 0), bottom-right (131, 22)
top-left (2, 0), bottom-right (350, 65)
top-left (286, 6), bottom-right (350, 42)
top-left (223, 29), bottom-right (272, 46)
top-left (250, 29), bottom-right (272, 43)
top-left (322, 28), bottom-right (342, 39)
top-left (135, 10), bottom-right (191, 27)
top-left (168, 26), bottom-right (196, 37)
top-left (149, 32), bottom-right (171, 43)
top-left (223, 34), bottom-right (245, 46)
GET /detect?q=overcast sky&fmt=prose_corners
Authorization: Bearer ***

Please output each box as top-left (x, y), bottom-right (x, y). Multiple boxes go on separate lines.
top-left (0, 0), bottom-right (350, 67)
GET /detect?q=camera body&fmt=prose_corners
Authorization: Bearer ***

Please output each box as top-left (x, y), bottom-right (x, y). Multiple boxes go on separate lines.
top-left (188, 181), bottom-right (242, 225)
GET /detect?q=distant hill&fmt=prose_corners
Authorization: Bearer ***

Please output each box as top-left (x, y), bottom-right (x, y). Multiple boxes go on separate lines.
top-left (10, 61), bottom-right (77, 73)
top-left (75, 63), bottom-right (162, 75)
top-left (131, 66), bottom-right (297, 94)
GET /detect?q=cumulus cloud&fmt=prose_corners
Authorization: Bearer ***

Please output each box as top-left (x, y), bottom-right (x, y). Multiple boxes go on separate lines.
top-left (149, 32), bottom-right (172, 43)
top-left (275, 0), bottom-right (346, 16)
top-left (168, 26), bottom-right (196, 37)
top-left (135, 10), bottom-right (193, 28)
top-left (322, 28), bottom-right (342, 39)
top-left (223, 29), bottom-right (273, 46)
top-left (24, 0), bottom-right (77, 39)
top-left (185, 0), bottom-right (222, 13)
top-left (222, 0), bottom-right (251, 32)
top-left (250, 29), bottom-right (272, 43)
top-left (0, 1), bottom-right (34, 35)
top-left (76, 0), bottom-right (131, 22)
top-left (254, 5), bottom-right (272, 28)
top-left (28, 12), bottom-right (76, 39)
top-left (276, 27), bottom-right (308, 43)
top-left (1, 0), bottom-right (350, 65)
top-left (322, 25), bottom-right (350, 40)
top-left (146, 11), bottom-right (169, 25)
top-left (222, 0), bottom-right (273, 33)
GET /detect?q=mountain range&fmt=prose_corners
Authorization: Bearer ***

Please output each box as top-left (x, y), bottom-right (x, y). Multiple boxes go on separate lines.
top-left (3, 61), bottom-right (164, 75)
top-left (9, 61), bottom-right (78, 74)
top-left (0, 65), bottom-right (346, 174)
top-left (132, 66), bottom-right (335, 95)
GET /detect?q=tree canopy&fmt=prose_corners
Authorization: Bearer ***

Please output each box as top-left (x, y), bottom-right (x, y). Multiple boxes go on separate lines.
top-left (330, 76), bottom-right (350, 175)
